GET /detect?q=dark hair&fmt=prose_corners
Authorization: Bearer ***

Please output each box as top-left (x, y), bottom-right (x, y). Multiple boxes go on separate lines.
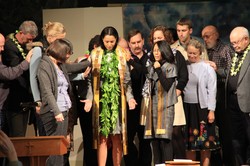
top-left (46, 38), bottom-right (73, 63)
top-left (149, 25), bottom-right (174, 45)
top-left (127, 29), bottom-right (144, 42)
top-left (100, 26), bottom-right (119, 51)
top-left (167, 27), bottom-right (178, 42)
top-left (176, 17), bottom-right (193, 29)
top-left (88, 35), bottom-right (100, 52)
top-left (151, 40), bottom-right (175, 64)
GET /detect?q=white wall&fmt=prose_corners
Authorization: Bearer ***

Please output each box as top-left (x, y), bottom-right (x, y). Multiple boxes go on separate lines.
top-left (43, 7), bottom-right (123, 165)
top-left (43, 7), bottom-right (123, 61)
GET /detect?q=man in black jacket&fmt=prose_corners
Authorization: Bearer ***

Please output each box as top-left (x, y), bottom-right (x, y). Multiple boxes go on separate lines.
top-left (1, 20), bottom-right (38, 137)
top-left (0, 33), bottom-right (33, 132)
top-left (124, 29), bottom-right (152, 166)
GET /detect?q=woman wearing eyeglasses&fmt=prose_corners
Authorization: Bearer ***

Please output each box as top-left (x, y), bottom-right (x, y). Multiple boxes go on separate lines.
top-left (143, 40), bottom-right (177, 164)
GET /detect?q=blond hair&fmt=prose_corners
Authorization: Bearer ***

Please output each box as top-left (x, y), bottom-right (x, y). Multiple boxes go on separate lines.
top-left (187, 39), bottom-right (205, 55)
top-left (43, 22), bottom-right (66, 37)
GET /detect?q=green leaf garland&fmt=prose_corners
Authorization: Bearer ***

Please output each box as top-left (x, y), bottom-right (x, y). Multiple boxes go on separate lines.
top-left (99, 51), bottom-right (120, 137)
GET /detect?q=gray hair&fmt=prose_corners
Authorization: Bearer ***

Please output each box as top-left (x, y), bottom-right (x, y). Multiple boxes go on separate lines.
top-left (187, 38), bottom-right (205, 55)
top-left (19, 20), bottom-right (38, 37)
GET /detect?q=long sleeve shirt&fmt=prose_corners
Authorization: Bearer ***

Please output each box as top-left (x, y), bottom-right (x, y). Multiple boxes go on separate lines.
top-left (184, 61), bottom-right (217, 111)
top-left (0, 60), bottom-right (29, 110)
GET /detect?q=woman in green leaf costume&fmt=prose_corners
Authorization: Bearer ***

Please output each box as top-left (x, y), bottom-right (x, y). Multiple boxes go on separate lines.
top-left (91, 26), bottom-right (137, 166)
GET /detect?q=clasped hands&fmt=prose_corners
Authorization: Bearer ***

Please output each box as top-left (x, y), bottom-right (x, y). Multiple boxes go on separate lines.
top-left (154, 61), bottom-right (161, 69)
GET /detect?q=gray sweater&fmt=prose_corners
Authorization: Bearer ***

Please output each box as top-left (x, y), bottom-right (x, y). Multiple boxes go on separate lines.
top-left (37, 55), bottom-right (90, 116)
top-left (184, 61), bottom-right (217, 111)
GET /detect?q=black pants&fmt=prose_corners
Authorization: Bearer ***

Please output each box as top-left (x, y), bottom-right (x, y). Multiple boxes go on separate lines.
top-left (77, 101), bottom-right (99, 166)
top-left (123, 105), bottom-right (152, 166)
top-left (151, 139), bottom-right (172, 164)
top-left (172, 125), bottom-right (186, 159)
top-left (41, 111), bottom-right (68, 166)
top-left (35, 112), bottom-right (46, 136)
top-left (5, 109), bottom-right (29, 137)
top-left (215, 86), bottom-right (233, 166)
top-left (229, 94), bottom-right (250, 166)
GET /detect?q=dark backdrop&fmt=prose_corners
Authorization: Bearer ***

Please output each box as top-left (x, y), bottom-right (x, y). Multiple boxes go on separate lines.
top-left (0, 0), bottom-right (249, 43)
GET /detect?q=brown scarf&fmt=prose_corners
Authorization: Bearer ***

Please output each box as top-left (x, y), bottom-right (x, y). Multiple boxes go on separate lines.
top-left (91, 46), bottom-right (128, 154)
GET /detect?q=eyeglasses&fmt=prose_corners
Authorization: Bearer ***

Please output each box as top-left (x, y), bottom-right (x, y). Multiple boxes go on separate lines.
top-left (230, 37), bottom-right (246, 46)
top-left (202, 33), bottom-right (214, 40)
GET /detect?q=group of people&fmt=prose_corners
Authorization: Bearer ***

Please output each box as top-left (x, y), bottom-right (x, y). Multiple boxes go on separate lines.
top-left (0, 16), bottom-right (250, 166)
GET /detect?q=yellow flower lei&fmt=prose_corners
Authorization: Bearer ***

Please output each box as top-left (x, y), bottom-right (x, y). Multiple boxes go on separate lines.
top-left (230, 44), bottom-right (250, 76)
top-left (9, 31), bottom-right (26, 59)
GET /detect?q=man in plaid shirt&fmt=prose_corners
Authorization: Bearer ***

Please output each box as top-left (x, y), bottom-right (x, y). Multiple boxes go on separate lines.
top-left (202, 25), bottom-right (234, 166)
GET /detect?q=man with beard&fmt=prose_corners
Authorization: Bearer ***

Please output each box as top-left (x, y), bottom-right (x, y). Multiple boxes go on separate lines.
top-left (202, 25), bottom-right (234, 166)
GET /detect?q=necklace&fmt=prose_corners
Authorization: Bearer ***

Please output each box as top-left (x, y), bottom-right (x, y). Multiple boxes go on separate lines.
top-left (99, 51), bottom-right (120, 137)
top-left (230, 44), bottom-right (250, 76)
top-left (9, 32), bottom-right (26, 59)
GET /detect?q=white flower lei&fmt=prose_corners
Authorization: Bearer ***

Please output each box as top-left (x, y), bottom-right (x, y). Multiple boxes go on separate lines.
top-left (9, 31), bottom-right (26, 59)
top-left (230, 44), bottom-right (250, 76)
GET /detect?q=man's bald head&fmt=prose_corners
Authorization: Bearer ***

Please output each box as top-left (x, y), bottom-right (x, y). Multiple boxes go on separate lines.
top-left (0, 33), bottom-right (4, 39)
top-left (230, 26), bottom-right (249, 40)
top-left (118, 37), bottom-right (129, 49)
top-left (230, 26), bottom-right (250, 53)
top-left (0, 33), bottom-right (5, 53)
top-left (201, 25), bottom-right (219, 49)
top-left (203, 25), bottom-right (219, 36)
